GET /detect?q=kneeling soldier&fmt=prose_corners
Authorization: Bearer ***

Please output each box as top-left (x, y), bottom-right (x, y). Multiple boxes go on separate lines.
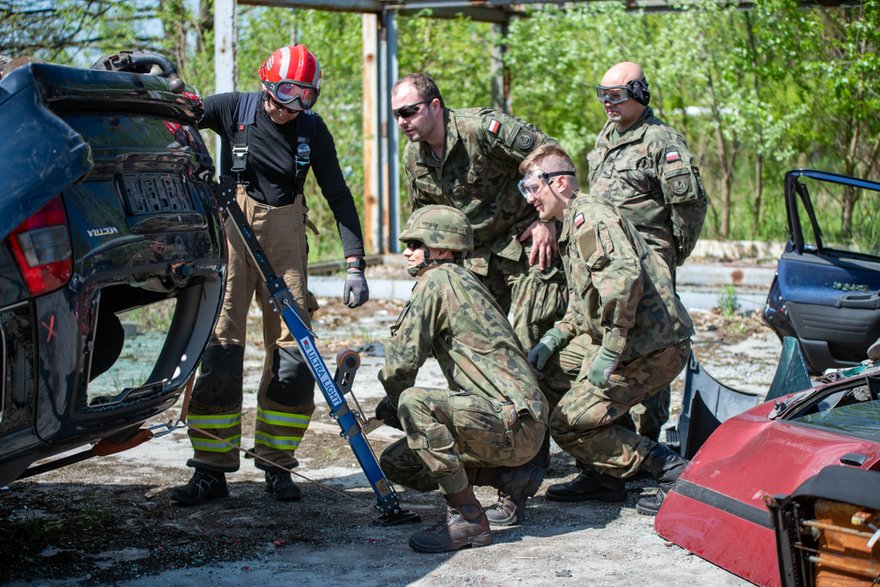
top-left (377, 205), bottom-right (548, 553)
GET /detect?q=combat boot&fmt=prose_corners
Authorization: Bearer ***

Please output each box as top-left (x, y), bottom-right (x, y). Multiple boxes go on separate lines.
top-left (265, 467), bottom-right (302, 501)
top-left (170, 468), bottom-right (229, 505)
top-left (483, 463), bottom-right (545, 526)
top-left (409, 486), bottom-right (492, 553)
top-left (545, 467), bottom-right (626, 502)
top-left (635, 443), bottom-right (688, 516)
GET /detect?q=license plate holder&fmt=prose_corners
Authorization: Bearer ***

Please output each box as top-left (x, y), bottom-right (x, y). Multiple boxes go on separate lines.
top-left (122, 173), bottom-right (193, 215)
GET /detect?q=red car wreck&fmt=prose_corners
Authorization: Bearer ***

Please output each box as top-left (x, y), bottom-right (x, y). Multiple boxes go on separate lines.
top-left (655, 346), bottom-right (880, 586)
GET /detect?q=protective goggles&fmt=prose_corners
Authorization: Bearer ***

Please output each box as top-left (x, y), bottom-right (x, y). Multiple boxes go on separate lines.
top-left (263, 80), bottom-right (318, 109)
top-left (266, 93), bottom-right (301, 114)
top-left (595, 85), bottom-right (631, 105)
top-left (392, 100), bottom-right (431, 120)
top-left (517, 170), bottom-right (575, 198)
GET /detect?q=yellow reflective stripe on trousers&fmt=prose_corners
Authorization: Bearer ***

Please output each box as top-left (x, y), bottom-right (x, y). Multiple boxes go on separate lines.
top-left (188, 412), bottom-right (241, 429)
top-left (191, 434), bottom-right (242, 453)
top-left (256, 408), bottom-right (311, 429)
top-left (255, 432), bottom-right (303, 450)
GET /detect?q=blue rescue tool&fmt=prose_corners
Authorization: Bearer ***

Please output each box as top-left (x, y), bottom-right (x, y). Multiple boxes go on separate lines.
top-left (214, 179), bottom-right (419, 525)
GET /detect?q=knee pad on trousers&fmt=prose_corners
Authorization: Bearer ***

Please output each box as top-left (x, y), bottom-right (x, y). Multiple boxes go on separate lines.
top-left (191, 344), bottom-right (245, 408)
top-left (266, 345), bottom-right (316, 405)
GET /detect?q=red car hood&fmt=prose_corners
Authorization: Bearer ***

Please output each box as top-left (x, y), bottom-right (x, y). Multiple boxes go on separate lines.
top-left (655, 398), bottom-right (880, 586)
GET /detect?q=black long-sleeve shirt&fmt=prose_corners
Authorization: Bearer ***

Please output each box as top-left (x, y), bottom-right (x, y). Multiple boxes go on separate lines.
top-left (199, 91), bottom-right (364, 257)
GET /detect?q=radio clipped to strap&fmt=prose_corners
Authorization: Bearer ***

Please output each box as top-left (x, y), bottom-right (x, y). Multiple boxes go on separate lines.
top-left (293, 136), bottom-right (311, 197)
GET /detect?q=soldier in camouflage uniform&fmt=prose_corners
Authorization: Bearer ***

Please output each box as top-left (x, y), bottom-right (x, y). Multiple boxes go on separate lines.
top-left (586, 62), bottom-right (708, 446)
top-left (376, 205), bottom-right (548, 552)
top-left (519, 144), bottom-right (693, 515)
top-left (390, 72), bottom-right (566, 351)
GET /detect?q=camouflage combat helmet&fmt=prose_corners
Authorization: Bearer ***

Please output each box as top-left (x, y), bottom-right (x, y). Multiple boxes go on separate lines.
top-left (398, 205), bottom-right (473, 253)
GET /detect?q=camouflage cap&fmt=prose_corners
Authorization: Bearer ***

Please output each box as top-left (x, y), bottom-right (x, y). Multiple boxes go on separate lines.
top-left (399, 205), bottom-right (473, 253)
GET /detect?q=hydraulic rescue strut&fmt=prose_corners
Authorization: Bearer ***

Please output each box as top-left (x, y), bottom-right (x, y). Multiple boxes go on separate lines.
top-left (214, 180), bottom-right (419, 526)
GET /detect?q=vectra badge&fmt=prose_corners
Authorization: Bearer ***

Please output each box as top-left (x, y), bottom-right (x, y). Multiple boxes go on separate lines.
top-left (87, 227), bottom-right (119, 238)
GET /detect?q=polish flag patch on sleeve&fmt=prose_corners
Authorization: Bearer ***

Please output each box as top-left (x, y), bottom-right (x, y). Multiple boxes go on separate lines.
top-left (487, 119), bottom-right (501, 134)
top-left (574, 213), bottom-right (585, 228)
top-left (665, 150), bottom-right (681, 163)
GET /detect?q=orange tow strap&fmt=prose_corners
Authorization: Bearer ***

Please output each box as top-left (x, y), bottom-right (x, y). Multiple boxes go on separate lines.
top-left (91, 373), bottom-right (197, 456)
top-left (92, 428), bottom-right (154, 456)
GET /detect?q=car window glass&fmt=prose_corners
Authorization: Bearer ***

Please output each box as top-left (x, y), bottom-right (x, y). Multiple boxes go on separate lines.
top-left (795, 176), bottom-right (880, 255)
top-left (789, 381), bottom-right (880, 440)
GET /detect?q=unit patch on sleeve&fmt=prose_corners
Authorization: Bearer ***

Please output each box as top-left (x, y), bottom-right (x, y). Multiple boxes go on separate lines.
top-left (516, 130), bottom-right (535, 150)
top-left (576, 224), bottom-right (598, 261)
top-left (487, 119), bottom-right (501, 134)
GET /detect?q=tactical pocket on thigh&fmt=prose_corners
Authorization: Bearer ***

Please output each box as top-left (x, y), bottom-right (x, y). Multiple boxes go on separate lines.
top-left (449, 396), bottom-right (512, 455)
top-left (424, 425), bottom-right (456, 452)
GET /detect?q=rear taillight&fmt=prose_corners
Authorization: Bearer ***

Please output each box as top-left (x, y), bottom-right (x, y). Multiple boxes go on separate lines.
top-left (8, 196), bottom-right (72, 296)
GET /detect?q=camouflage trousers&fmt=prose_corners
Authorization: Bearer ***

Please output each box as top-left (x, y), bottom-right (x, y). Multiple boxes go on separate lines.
top-left (379, 387), bottom-right (546, 495)
top-left (539, 334), bottom-right (690, 478)
top-left (478, 254), bottom-right (567, 351)
top-left (632, 385), bottom-right (669, 442)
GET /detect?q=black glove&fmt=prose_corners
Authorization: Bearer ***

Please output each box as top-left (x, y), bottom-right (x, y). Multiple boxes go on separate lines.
top-left (527, 328), bottom-right (567, 371)
top-left (343, 270), bottom-right (369, 308)
top-left (375, 397), bottom-right (402, 430)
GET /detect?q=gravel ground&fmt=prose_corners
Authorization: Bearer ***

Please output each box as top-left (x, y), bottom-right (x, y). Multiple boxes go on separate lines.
top-left (0, 296), bottom-right (778, 586)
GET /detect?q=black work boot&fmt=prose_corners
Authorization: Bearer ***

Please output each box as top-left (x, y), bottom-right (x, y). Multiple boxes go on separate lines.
top-left (170, 468), bottom-right (229, 505)
top-left (409, 486), bottom-right (492, 553)
top-left (635, 443), bottom-right (688, 516)
top-left (484, 463), bottom-right (545, 526)
top-left (265, 467), bottom-right (302, 501)
top-left (545, 467), bottom-right (626, 502)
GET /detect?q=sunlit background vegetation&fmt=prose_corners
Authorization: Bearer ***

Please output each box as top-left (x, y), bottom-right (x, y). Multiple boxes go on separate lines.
top-left (3, 0), bottom-right (878, 259)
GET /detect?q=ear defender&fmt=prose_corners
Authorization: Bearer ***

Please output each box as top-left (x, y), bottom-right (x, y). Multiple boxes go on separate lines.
top-left (626, 77), bottom-right (651, 106)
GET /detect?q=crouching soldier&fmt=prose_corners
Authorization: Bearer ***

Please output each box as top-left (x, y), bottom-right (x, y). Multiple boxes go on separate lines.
top-left (519, 144), bottom-right (694, 515)
top-left (376, 205), bottom-right (548, 553)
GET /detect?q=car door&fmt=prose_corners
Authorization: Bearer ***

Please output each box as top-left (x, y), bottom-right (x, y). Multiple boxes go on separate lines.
top-left (765, 169), bottom-right (880, 373)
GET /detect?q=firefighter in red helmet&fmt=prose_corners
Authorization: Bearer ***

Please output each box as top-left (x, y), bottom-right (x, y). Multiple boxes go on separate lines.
top-left (171, 45), bottom-right (370, 505)
top-left (259, 44), bottom-right (321, 111)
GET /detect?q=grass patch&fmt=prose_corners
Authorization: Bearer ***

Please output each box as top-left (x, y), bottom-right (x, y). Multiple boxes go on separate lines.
top-left (716, 284), bottom-right (740, 318)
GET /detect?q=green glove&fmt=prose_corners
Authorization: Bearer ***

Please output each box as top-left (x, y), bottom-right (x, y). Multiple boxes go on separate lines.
top-left (588, 347), bottom-right (621, 388)
top-left (527, 328), bottom-right (567, 371)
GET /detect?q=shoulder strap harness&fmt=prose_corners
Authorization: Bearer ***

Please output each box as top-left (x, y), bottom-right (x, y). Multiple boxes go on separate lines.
top-left (229, 92), bottom-right (315, 197)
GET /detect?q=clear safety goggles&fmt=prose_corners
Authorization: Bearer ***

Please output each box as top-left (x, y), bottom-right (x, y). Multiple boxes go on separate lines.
top-left (595, 85), bottom-right (631, 105)
top-left (517, 170), bottom-right (575, 198)
top-left (263, 80), bottom-right (318, 110)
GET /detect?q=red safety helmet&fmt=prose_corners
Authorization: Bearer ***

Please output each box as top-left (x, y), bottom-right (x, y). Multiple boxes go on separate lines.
top-left (258, 45), bottom-right (321, 110)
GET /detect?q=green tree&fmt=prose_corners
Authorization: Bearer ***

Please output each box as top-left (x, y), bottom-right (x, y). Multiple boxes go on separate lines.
top-left (795, 0), bottom-right (880, 239)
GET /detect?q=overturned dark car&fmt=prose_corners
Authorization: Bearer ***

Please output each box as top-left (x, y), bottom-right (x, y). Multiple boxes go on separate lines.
top-left (0, 53), bottom-right (226, 486)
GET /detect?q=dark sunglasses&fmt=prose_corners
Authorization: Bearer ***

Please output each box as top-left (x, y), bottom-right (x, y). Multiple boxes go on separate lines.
top-left (404, 240), bottom-right (424, 250)
top-left (392, 100), bottom-right (431, 120)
